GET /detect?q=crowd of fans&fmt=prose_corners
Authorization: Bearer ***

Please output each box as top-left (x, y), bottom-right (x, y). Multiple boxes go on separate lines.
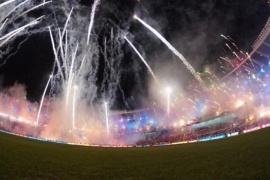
top-left (1, 108), bottom-right (270, 146)
top-left (135, 115), bottom-right (269, 146)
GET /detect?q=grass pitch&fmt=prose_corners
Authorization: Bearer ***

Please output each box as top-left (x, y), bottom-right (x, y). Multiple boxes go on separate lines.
top-left (1, 128), bottom-right (270, 180)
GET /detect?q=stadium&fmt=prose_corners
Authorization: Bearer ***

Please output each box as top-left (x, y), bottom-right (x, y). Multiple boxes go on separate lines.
top-left (0, 0), bottom-right (270, 179)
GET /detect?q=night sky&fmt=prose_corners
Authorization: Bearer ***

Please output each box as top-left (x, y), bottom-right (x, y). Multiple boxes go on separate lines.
top-left (0, 0), bottom-right (269, 109)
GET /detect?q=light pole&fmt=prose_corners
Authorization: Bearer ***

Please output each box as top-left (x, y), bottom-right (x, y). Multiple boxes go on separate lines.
top-left (166, 87), bottom-right (172, 115)
top-left (72, 85), bottom-right (77, 130)
top-left (104, 102), bottom-right (109, 136)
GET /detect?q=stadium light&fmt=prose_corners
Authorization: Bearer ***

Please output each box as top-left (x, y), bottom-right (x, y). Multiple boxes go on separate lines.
top-left (166, 86), bottom-right (172, 114)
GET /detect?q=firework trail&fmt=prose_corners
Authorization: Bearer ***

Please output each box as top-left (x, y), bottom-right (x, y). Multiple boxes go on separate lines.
top-left (100, 27), bottom-right (125, 106)
top-left (0, 16), bottom-right (44, 47)
top-left (37, 75), bottom-right (53, 125)
top-left (233, 51), bottom-right (241, 61)
top-left (221, 34), bottom-right (229, 41)
top-left (0, 0), bottom-right (16, 9)
top-left (48, 26), bottom-right (65, 80)
top-left (124, 36), bottom-right (160, 86)
top-left (87, 0), bottom-right (100, 45)
top-left (15, 1), bottom-right (51, 20)
top-left (134, 15), bottom-right (206, 90)
top-left (0, 0), bottom-right (51, 56)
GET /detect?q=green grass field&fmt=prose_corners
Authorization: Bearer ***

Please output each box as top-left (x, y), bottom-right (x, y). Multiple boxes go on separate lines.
top-left (1, 128), bottom-right (270, 180)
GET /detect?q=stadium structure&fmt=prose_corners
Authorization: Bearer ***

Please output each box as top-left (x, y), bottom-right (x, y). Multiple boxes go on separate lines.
top-left (0, 4), bottom-right (270, 147)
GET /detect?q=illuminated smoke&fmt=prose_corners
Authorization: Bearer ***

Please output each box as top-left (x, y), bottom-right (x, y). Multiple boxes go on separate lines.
top-left (0, 1), bottom-right (269, 146)
top-left (134, 15), bottom-right (206, 90)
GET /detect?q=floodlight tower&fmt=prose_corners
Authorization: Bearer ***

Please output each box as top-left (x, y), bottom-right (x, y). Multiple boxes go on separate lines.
top-left (104, 102), bottom-right (109, 136)
top-left (72, 85), bottom-right (77, 130)
top-left (166, 87), bottom-right (172, 114)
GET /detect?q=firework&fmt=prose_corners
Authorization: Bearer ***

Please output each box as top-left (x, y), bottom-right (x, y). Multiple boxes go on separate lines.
top-left (124, 36), bottom-right (159, 85)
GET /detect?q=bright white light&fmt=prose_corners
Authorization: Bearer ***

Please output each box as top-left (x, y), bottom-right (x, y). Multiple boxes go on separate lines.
top-left (104, 102), bottom-right (109, 136)
top-left (166, 86), bottom-right (172, 94)
top-left (179, 120), bottom-right (185, 126)
top-left (235, 100), bottom-right (244, 108)
top-left (260, 112), bottom-right (266, 118)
